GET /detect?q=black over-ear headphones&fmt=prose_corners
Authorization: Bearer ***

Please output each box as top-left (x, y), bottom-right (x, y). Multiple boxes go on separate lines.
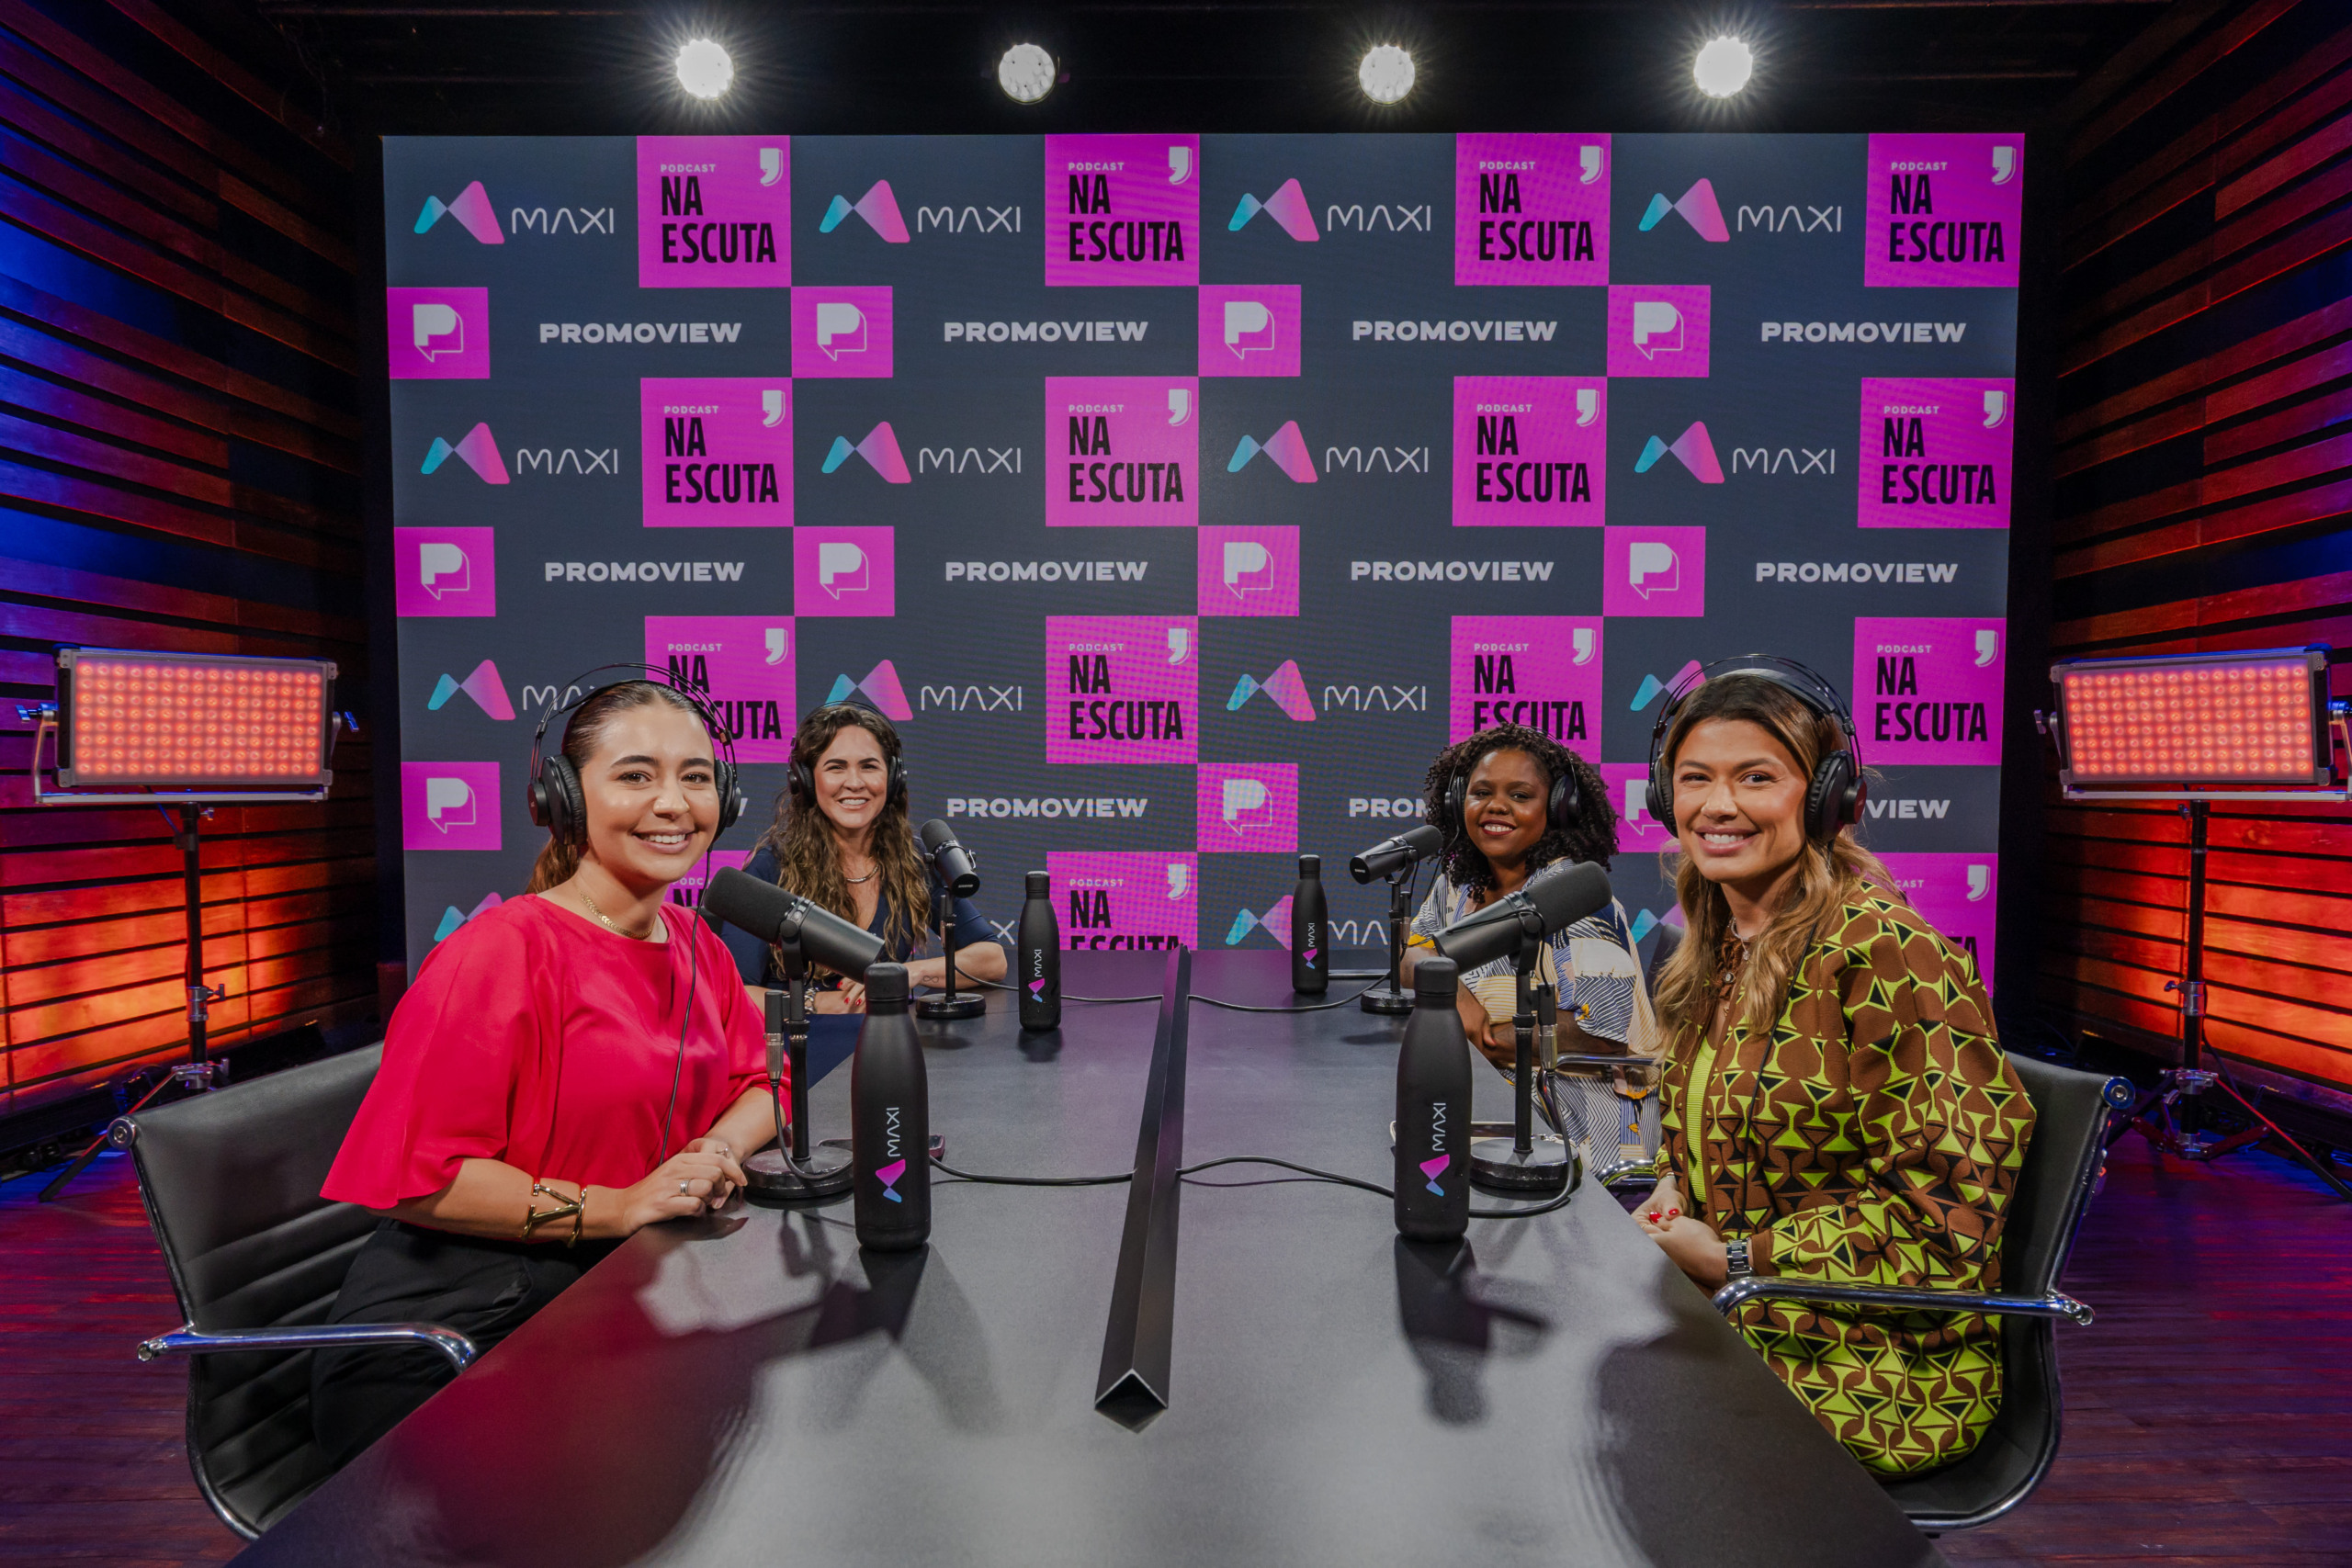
top-left (1442, 742), bottom-right (1581, 838)
top-left (1645, 656), bottom-right (1864, 843)
top-left (786, 703), bottom-right (908, 810)
top-left (527, 663), bottom-right (744, 849)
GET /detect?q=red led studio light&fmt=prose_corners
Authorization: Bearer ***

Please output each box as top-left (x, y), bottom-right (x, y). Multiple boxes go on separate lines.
top-left (53, 649), bottom-right (338, 792)
top-left (2050, 648), bottom-right (2332, 793)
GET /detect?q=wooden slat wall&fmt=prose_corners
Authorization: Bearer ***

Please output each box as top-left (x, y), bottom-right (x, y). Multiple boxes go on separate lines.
top-left (0, 0), bottom-right (367, 1121)
top-left (2048, 0), bottom-right (2352, 1098)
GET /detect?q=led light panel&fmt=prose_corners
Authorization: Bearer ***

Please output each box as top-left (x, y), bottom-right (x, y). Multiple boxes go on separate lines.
top-left (2057, 653), bottom-right (2323, 785)
top-left (59, 649), bottom-right (335, 788)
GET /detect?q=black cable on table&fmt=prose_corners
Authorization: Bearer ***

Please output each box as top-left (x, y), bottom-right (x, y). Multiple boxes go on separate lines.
top-left (1174, 1154), bottom-right (1577, 1219)
top-left (1187, 978), bottom-right (1387, 1013)
top-left (930, 1155), bottom-right (1134, 1187)
top-left (972, 977), bottom-right (1163, 1005)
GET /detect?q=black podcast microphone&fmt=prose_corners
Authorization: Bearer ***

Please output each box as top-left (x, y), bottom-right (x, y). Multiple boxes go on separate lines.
top-left (703, 865), bottom-right (885, 978)
top-left (916, 818), bottom-right (980, 898)
top-left (1350, 823), bottom-right (1445, 885)
top-left (1431, 861), bottom-right (1613, 972)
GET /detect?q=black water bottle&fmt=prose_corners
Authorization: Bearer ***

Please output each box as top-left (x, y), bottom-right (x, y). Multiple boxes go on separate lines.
top-left (852, 964), bottom-right (930, 1250)
top-left (1291, 853), bottom-right (1328, 994)
top-left (1396, 956), bottom-right (1473, 1241)
top-left (1017, 870), bottom-right (1061, 1032)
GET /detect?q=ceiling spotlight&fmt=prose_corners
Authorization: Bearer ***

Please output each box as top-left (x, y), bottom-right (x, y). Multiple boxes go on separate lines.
top-left (674, 38), bottom-right (734, 100)
top-left (1359, 44), bottom-right (1415, 106)
top-left (1693, 37), bottom-right (1754, 98)
top-left (999, 43), bottom-right (1056, 104)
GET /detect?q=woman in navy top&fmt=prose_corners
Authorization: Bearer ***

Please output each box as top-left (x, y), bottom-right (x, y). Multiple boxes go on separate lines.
top-left (720, 703), bottom-right (1004, 1009)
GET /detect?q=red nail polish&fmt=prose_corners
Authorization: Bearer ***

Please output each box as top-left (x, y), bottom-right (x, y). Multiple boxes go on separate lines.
top-left (1667, 1207), bottom-right (1680, 1218)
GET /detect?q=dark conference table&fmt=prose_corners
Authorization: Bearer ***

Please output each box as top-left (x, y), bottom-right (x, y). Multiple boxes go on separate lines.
top-left (235, 951), bottom-right (1941, 1568)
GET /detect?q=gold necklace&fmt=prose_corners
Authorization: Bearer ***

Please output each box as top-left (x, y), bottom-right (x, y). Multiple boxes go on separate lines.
top-left (578, 883), bottom-right (655, 941)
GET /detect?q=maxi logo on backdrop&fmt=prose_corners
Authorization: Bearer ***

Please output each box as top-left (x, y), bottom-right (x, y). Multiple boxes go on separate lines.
top-left (390, 130), bottom-right (2018, 987)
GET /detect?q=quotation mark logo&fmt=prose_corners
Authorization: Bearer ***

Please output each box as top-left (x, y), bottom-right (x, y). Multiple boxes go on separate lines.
top-left (413, 180), bottom-right (503, 244)
top-left (820, 180), bottom-right (910, 243)
top-left (422, 423), bottom-right (510, 484)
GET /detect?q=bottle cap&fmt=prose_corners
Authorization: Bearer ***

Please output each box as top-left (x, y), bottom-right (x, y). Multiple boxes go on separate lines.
top-left (864, 963), bottom-right (909, 1006)
top-left (1025, 870), bottom-right (1050, 898)
top-left (1414, 956), bottom-right (1458, 1000)
top-left (1298, 854), bottom-right (1320, 876)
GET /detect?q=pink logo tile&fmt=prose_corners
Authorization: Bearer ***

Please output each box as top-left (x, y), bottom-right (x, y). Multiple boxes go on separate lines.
top-left (791, 288), bottom-right (892, 378)
top-left (1449, 616), bottom-right (1604, 747)
top-left (1198, 286), bottom-right (1301, 378)
top-left (394, 527), bottom-right (495, 617)
top-left (1607, 286), bottom-right (1710, 378)
top-left (643, 616), bottom-right (796, 764)
top-left (1853, 617), bottom-right (2005, 767)
top-left (667, 850), bottom-right (752, 907)
top-left (1597, 763), bottom-right (1677, 856)
top-left (1046, 377), bottom-right (1200, 527)
top-left (641, 378), bottom-right (792, 527)
top-left (401, 761), bottom-right (501, 852)
top-left (1197, 763), bottom-right (1298, 852)
top-left (387, 287), bottom-right (489, 379)
top-left (1452, 377), bottom-right (1606, 527)
top-left (1046, 134), bottom-right (1201, 288)
top-left (1875, 852), bottom-right (1998, 987)
top-left (1048, 615), bottom-right (1199, 765)
top-left (1046, 851), bottom-right (1198, 950)
top-left (793, 527), bottom-right (895, 618)
top-left (1454, 133), bottom-right (1610, 287)
top-left (1859, 378), bottom-right (2014, 530)
top-left (1603, 526), bottom-right (1706, 616)
top-left (1197, 527), bottom-right (1299, 616)
top-left (1864, 134), bottom-right (2021, 288)
top-left (636, 136), bottom-right (790, 288)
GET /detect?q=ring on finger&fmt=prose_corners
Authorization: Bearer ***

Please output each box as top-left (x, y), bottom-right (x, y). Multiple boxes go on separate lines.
top-left (679, 1178), bottom-right (691, 1195)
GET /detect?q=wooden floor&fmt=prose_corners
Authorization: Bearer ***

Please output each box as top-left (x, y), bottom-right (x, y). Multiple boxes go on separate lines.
top-left (1, 1135), bottom-right (2346, 1565)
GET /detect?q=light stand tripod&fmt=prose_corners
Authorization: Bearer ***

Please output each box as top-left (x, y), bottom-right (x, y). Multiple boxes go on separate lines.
top-left (40, 803), bottom-right (223, 1202)
top-left (743, 921), bottom-right (854, 1201)
top-left (1467, 930), bottom-right (1572, 1192)
top-left (2110, 799), bottom-right (2352, 1201)
top-left (1358, 869), bottom-right (1416, 1015)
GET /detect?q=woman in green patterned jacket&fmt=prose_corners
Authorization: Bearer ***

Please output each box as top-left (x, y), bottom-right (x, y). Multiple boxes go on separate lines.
top-left (1634, 665), bottom-right (2035, 1476)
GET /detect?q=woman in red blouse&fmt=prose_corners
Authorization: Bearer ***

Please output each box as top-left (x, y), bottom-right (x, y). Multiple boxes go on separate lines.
top-left (311, 681), bottom-right (779, 1466)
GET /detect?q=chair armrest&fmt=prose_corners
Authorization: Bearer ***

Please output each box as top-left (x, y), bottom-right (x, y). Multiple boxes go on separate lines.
top-left (1711, 1276), bottom-right (2094, 1327)
top-left (137, 1321), bottom-right (479, 1373)
top-left (1589, 1151), bottom-right (1666, 1189)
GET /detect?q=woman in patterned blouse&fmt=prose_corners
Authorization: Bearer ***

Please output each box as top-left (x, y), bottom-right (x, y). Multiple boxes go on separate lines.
top-left (1399, 725), bottom-right (1659, 1156)
top-left (1638, 670), bottom-right (2036, 1476)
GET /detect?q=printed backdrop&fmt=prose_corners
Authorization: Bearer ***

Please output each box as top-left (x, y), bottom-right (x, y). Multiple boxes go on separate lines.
top-left (387, 132), bottom-right (2019, 979)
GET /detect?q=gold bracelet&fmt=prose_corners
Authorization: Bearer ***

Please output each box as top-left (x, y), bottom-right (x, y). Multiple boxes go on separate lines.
top-left (522, 1179), bottom-right (584, 1242)
top-left (571, 1187), bottom-right (588, 1248)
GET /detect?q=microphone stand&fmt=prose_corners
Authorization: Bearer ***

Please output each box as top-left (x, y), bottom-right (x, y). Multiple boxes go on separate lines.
top-left (1357, 868), bottom-right (1415, 1016)
top-left (915, 888), bottom-right (986, 1021)
top-left (744, 918), bottom-right (854, 1201)
top-left (1468, 921), bottom-right (1573, 1193)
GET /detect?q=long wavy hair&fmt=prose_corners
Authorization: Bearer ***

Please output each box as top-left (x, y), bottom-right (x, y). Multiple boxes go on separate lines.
top-left (1649, 672), bottom-right (1896, 1043)
top-left (755, 704), bottom-right (928, 960)
top-left (1419, 724), bottom-right (1616, 898)
top-left (524, 682), bottom-right (711, 896)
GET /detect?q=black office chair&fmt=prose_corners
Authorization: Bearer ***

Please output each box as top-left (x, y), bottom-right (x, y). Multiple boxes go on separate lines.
top-left (115, 1044), bottom-right (477, 1539)
top-left (1643, 918), bottom-right (1682, 993)
top-left (1713, 1052), bottom-right (2132, 1532)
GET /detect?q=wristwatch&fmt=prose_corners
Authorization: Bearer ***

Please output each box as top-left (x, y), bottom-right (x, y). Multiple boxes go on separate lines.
top-left (1724, 1236), bottom-right (1754, 1280)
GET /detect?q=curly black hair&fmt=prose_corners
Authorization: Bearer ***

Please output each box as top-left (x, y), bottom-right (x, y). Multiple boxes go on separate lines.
top-left (1420, 724), bottom-right (1617, 894)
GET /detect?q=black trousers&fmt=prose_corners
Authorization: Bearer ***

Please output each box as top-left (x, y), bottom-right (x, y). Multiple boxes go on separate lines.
top-left (311, 1220), bottom-right (618, 1469)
